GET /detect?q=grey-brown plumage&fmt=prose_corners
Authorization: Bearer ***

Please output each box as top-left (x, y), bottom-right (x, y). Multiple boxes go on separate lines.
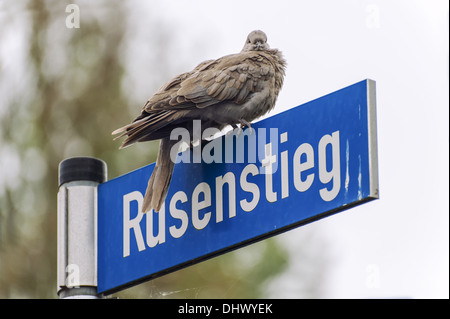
top-left (113, 30), bottom-right (286, 213)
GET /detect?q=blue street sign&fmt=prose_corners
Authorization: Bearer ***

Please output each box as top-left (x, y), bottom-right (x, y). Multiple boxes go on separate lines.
top-left (97, 79), bottom-right (379, 294)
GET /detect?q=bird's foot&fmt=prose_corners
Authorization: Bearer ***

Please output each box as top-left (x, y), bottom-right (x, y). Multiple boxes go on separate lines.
top-left (227, 123), bottom-right (242, 136)
top-left (227, 123), bottom-right (238, 135)
top-left (239, 119), bottom-right (254, 134)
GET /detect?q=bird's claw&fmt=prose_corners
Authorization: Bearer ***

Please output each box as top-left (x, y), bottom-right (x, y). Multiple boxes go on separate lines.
top-left (239, 119), bottom-right (254, 135)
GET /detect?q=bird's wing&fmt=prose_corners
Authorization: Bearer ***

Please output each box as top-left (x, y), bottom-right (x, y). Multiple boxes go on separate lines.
top-left (145, 51), bottom-right (275, 112)
top-left (112, 52), bottom-right (277, 147)
top-left (110, 62), bottom-right (209, 140)
top-left (141, 59), bottom-right (215, 113)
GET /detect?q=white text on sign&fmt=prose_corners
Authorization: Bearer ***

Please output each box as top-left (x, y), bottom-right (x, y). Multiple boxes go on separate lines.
top-left (123, 130), bottom-right (341, 257)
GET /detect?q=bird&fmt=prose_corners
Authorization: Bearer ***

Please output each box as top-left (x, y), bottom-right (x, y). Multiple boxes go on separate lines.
top-left (112, 30), bottom-right (286, 213)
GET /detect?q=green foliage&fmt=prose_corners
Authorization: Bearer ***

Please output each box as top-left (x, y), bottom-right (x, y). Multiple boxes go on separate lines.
top-left (0, 0), bottom-right (293, 298)
top-left (0, 0), bottom-right (131, 298)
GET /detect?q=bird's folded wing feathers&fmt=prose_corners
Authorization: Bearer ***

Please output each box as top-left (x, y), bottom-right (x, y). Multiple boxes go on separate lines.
top-left (112, 111), bottom-right (175, 145)
top-left (112, 51), bottom-right (279, 148)
top-left (144, 52), bottom-right (274, 112)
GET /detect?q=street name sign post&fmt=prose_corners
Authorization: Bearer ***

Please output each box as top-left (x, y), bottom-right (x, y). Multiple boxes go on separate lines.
top-left (96, 79), bottom-right (379, 294)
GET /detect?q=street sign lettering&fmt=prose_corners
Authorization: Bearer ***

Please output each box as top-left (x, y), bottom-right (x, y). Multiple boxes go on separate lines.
top-left (121, 129), bottom-right (342, 258)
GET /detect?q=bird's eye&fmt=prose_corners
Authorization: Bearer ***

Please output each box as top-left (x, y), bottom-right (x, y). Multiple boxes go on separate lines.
top-left (247, 39), bottom-right (251, 43)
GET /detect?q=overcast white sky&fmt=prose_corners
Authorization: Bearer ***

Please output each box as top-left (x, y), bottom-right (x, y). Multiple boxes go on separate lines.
top-left (120, 0), bottom-right (449, 298)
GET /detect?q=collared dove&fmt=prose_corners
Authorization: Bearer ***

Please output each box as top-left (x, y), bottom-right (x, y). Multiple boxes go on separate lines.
top-left (113, 30), bottom-right (286, 213)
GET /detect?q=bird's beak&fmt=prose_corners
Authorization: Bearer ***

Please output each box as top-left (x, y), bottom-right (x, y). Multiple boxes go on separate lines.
top-left (255, 41), bottom-right (263, 50)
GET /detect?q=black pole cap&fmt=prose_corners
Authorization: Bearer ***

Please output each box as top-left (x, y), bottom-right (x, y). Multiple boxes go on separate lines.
top-left (59, 157), bottom-right (107, 187)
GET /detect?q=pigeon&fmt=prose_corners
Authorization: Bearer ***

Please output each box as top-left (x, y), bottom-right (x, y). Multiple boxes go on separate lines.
top-left (113, 30), bottom-right (286, 213)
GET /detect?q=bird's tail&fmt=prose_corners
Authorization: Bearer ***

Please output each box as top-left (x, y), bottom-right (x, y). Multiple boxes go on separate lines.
top-left (142, 137), bottom-right (177, 213)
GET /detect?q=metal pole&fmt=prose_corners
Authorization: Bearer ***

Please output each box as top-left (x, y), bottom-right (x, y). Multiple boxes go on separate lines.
top-left (57, 157), bottom-right (107, 299)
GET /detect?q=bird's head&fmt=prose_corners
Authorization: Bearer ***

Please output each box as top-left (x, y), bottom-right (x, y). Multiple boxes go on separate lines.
top-left (242, 30), bottom-right (269, 52)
